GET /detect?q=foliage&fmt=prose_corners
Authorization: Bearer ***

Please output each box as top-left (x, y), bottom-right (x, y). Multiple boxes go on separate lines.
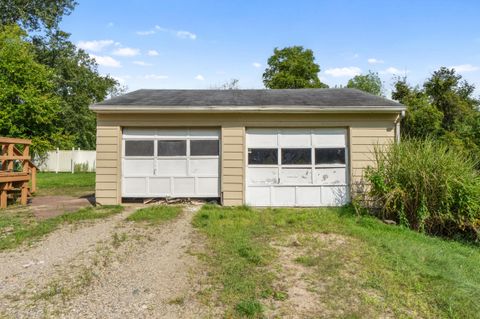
top-left (126, 205), bottom-right (182, 224)
top-left (194, 205), bottom-right (480, 318)
top-left (346, 71), bottom-right (383, 96)
top-left (392, 70), bottom-right (480, 159)
top-left (0, 25), bottom-right (73, 154)
top-left (0, 0), bottom-right (77, 32)
top-left (263, 46), bottom-right (328, 89)
top-left (213, 78), bottom-right (240, 90)
top-left (32, 31), bottom-right (118, 149)
top-left (365, 138), bottom-right (480, 240)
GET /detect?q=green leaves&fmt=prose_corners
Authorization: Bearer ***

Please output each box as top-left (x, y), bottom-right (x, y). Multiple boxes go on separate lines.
top-left (346, 71), bottom-right (384, 96)
top-left (0, 24), bottom-right (71, 154)
top-left (263, 46), bottom-right (328, 89)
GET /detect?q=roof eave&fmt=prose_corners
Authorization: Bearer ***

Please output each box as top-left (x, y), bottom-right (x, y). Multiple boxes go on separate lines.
top-left (89, 105), bottom-right (406, 113)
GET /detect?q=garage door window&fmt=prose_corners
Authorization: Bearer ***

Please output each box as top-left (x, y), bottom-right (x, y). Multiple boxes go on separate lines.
top-left (281, 148), bottom-right (311, 165)
top-left (248, 148), bottom-right (278, 165)
top-left (125, 140), bottom-right (154, 156)
top-left (190, 140), bottom-right (219, 156)
top-left (315, 148), bottom-right (345, 164)
top-left (157, 140), bottom-right (186, 156)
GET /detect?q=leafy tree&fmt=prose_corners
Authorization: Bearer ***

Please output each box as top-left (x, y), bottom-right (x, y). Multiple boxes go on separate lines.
top-left (0, 0), bottom-right (77, 32)
top-left (32, 31), bottom-right (118, 149)
top-left (0, 25), bottom-right (72, 154)
top-left (263, 46), bottom-right (328, 89)
top-left (424, 67), bottom-right (478, 131)
top-left (347, 71), bottom-right (383, 96)
top-left (392, 70), bottom-right (480, 160)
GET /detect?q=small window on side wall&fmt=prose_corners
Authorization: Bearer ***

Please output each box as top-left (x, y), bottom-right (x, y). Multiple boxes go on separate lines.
top-left (281, 148), bottom-right (311, 165)
top-left (248, 148), bottom-right (278, 165)
top-left (157, 140), bottom-right (186, 156)
top-left (190, 140), bottom-right (219, 156)
top-left (125, 140), bottom-right (154, 156)
top-left (315, 148), bottom-right (346, 164)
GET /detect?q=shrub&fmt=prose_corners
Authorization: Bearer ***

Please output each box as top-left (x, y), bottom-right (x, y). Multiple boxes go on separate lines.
top-left (364, 138), bottom-right (480, 240)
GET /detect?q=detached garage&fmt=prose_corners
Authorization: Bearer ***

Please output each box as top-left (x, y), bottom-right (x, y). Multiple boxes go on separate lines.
top-left (90, 89), bottom-right (405, 206)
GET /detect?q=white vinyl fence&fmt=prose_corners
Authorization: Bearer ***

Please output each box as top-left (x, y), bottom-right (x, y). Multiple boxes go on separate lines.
top-left (36, 148), bottom-right (96, 172)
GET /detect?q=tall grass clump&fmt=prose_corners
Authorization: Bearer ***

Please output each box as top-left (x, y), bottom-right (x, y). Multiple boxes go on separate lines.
top-left (365, 138), bottom-right (480, 240)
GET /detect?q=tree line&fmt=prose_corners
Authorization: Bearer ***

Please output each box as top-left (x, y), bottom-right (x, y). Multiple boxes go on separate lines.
top-left (0, 0), bottom-right (120, 154)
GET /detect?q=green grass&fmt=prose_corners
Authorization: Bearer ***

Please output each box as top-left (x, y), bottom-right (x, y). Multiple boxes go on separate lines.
top-left (193, 204), bottom-right (480, 318)
top-left (36, 172), bottom-right (95, 197)
top-left (0, 205), bottom-right (123, 250)
top-left (126, 205), bottom-right (182, 224)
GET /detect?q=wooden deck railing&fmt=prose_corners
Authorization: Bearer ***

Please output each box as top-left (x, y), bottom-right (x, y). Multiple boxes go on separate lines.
top-left (0, 137), bottom-right (37, 208)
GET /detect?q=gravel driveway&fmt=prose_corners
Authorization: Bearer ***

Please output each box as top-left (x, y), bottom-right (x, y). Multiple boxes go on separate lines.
top-left (0, 205), bottom-right (213, 318)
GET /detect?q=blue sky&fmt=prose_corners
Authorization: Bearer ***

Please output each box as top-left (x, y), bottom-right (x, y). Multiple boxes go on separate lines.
top-left (61, 0), bottom-right (480, 95)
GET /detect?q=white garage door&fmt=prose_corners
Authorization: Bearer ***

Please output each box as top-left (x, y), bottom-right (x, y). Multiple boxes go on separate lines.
top-left (246, 128), bottom-right (348, 207)
top-left (122, 128), bottom-right (220, 198)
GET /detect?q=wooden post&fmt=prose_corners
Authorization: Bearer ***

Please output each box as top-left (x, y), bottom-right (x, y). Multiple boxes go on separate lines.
top-left (0, 187), bottom-right (6, 209)
top-left (31, 166), bottom-right (37, 193)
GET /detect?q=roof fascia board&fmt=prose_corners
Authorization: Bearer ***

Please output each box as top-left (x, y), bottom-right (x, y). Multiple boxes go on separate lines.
top-left (90, 105), bottom-right (406, 113)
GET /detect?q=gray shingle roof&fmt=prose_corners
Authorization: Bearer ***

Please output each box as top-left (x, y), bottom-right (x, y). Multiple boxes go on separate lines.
top-left (91, 88), bottom-right (404, 112)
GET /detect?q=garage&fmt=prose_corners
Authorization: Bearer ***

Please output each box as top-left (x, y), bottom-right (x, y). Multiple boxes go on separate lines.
top-left (246, 128), bottom-right (348, 206)
top-left (122, 128), bottom-right (220, 198)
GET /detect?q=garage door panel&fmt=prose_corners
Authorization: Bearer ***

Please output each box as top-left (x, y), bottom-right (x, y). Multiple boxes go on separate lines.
top-left (314, 167), bottom-right (346, 185)
top-left (246, 187), bottom-right (270, 206)
top-left (296, 187), bottom-right (321, 206)
top-left (279, 129), bottom-right (311, 147)
top-left (190, 158), bottom-right (219, 176)
top-left (321, 186), bottom-right (348, 206)
top-left (123, 128), bottom-right (156, 138)
top-left (123, 159), bottom-right (154, 176)
top-left (148, 177), bottom-right (171, 195)
top-left (312, 129), bottom-right (346, 147)
top-left (156, 129), bottom-right (188, 138)
top-left (246, 129), bottom-right (278, 147)
top-left (247, 167), bottom-right (278, 185)
top-left (197, 177), bottom-right (220, 195)
top-left (157, 159), bottom-right (188, 176)
top-left (280, 168), bottom-right (312, 184)
top-left (123, 177), bottom-right (147, 195)
top-left (272, 187), bottom-right (296, 206)
top-left (173, 177), bottom-right (195, 195)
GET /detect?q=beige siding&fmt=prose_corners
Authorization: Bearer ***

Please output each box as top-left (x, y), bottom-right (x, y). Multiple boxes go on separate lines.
top-left (221, 126), bottom-right (245, 205)
top-left (350, 125), bottom-right (396, 197)
top-left (95, 126), bottom-right (121, 205)
top-left (95, 112), bottom-right (400, 205)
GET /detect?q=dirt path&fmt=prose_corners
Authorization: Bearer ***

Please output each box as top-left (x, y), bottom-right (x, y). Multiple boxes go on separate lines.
top-left (0, 205), bottom-right (212, 318)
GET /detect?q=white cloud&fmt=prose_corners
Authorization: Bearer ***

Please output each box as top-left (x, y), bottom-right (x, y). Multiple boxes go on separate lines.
top-left (77, 40), bottom-right (114, 52)
top-left (252, 62), bottom-right (262, 68)
top-left (112, 75), bottom-right (131, 85)
top-left (136, 30), bottom-right (156, 36)
top-left (144, 74), bottom-right (168, 80)
top-left (133, 61), bottom-right (152, 66)
top-left (176, 30), bottom-right (197, 40)
top-left (113, 47), bottom-right (140, 57)
top-left (147, 50), bottom-right (159, 56)
top-left (324, 66), bottom-right (361, 77)
top-left (195, 74), bottom-right (205, 81)
top-left (450, 64), bottom-right (479, 73)
top-left (137, 25), bottom-right (197, 40)
top-left (381, 67), bottom-right (409, 75)
top-left (368, 58), bottom-right (384, 65)
top-left (90, 55), bottom-right (121, 68)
